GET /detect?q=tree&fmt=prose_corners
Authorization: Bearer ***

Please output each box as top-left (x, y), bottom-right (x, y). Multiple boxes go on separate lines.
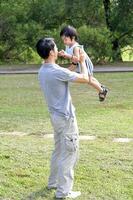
top-left (103, 0), bottom-right (133, 61)
top-left (0, 0), bottom-right (29, 61)
top-left (0, 0), bottom-right (132, 63)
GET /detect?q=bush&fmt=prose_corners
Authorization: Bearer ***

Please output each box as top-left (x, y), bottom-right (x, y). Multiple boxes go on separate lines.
top-left (78, 25), bottom-right (112, 64)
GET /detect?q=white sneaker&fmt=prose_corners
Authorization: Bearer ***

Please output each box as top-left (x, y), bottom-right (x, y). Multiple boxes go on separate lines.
top-left (66, 191), bottom-right (81, 199)
top-left (47, 186), bottom-right (57, 190)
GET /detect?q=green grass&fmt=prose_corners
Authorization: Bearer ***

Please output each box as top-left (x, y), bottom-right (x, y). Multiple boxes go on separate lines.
top-left (0, 73), bottom-right (133, 138)
top-left (0, 72), bottom-right (133, 199)
top-left (0, 136), bottom-right (133, 200)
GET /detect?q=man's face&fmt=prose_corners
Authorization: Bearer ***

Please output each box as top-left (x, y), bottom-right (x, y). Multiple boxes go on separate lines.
top-left (53, 43), bottom-right (58, 60)
top-left (61, 36), bottom-right (72, 46)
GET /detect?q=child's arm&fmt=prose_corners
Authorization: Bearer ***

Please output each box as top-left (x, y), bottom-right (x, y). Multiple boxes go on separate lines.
top-left (58, 50), bottom-right (79, 62)
top-left (58, 48), bottom-right (81, 71)
top-left (72, 46), bottom-right (81, 63)
top-left (68, 48), bottom-right (80, 71)
top-left (58, 50), bottom-right (72, 59)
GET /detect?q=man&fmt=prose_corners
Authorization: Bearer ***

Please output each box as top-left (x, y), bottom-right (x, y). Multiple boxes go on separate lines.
top-left (36, 38), bottom-right (89, 199)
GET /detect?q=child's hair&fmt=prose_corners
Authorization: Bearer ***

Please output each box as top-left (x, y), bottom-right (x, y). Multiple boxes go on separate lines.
top-left (36, 38), bottom-right (55, 59)
top-left (60, 25), bottom-right (78, 41)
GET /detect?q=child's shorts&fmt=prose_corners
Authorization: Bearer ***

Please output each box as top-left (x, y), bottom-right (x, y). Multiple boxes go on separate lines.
top-left (76, 57), bottom-right (94, 75)
top-left (85, 58), bottom-right (94, 75)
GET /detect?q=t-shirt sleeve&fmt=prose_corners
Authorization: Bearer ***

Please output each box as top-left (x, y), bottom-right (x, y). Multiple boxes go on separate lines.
top-left (54, 67), bottom-right (78, 82)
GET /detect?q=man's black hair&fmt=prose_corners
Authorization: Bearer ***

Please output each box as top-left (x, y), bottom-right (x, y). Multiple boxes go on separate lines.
top-left (60, 25), bottom-right (78, 41)
top-left (36, 38), bottom-right (55, 59)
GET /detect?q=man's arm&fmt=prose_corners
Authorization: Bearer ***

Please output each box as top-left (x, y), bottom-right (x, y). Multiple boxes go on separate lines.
top-left (54, 52), bottom-right (88, 83)
top-left (61, 49), bottom-right (88, 83)
top-left (58, 50), bottom-right (77, 71)
top-left (73, 51), bottom-right (89, 83)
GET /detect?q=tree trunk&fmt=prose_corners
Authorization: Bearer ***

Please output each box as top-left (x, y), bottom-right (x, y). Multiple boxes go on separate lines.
top-left (112, 39), bottom-right (122, 61)
top-left (103, 0), bottom-right (112, 31)
top-left (103, 0), bottom-right (122, 61)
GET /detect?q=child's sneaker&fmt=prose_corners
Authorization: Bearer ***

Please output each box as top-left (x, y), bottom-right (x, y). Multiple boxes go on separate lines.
top-left (99, 86), bottom-right (108, 102)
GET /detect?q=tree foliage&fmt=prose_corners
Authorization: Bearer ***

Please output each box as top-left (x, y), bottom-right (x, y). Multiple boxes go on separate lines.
top-left (103, 0), bottom-right (133, 60)
top-left (0, 0), bottom-right (132, 63)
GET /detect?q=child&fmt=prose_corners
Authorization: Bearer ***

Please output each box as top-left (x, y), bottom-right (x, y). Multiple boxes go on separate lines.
top-left (58, 25), bottom-right (108, 101)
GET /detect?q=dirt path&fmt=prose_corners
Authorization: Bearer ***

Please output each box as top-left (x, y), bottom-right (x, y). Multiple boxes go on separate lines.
top-left (0, 132), bottom-right (133, 143)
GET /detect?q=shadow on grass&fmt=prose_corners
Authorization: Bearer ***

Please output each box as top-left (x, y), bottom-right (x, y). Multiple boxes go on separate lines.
top-left (22, 186), bottom-right (59, 200)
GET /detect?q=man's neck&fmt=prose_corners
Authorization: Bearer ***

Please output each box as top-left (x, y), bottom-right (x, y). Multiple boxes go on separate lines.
top-left (45, 57), bottom-right (55, 64)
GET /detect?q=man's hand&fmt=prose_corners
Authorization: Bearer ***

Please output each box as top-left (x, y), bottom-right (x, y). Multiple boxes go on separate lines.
top-left (71, 55), bottom-right (79, 63)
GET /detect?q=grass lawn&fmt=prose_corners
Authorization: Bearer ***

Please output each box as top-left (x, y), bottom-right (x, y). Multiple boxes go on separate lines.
top-left (0, 72), bottom-right (133, 199)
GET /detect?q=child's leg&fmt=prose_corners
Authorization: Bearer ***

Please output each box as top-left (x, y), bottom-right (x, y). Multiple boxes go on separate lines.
top-left (88, 75), bottom-right (103, 93)
top-left (88, 75), bottom-right (108, 101)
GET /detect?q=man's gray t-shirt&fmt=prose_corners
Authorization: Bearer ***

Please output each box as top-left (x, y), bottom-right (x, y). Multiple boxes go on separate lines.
top-left (38, 63), bottom-right (78, 119)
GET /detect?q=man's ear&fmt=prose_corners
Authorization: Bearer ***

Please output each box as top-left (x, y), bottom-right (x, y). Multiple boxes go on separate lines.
top-left (50, 50), bottom-right (54, 56)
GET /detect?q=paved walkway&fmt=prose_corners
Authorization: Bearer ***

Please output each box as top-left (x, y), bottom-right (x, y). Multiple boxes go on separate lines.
top-left (0, 132), bottom-right (133, 143)
top-left (0, 65), bottom-right (133, 74)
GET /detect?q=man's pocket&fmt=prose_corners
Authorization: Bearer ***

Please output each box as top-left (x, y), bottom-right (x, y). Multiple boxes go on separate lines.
top-left (65, 134), bottom-right (79, 152)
